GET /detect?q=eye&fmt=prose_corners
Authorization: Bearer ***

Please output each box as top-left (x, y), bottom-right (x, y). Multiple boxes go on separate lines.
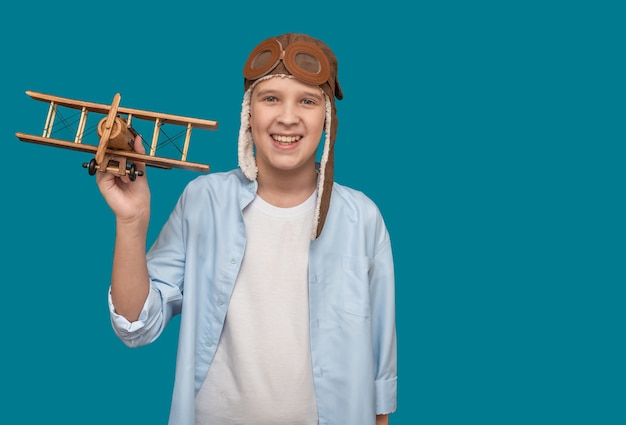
top-left (301, 98), bottom-right (316, 105)
top-left (263, 95), bottom-right (278, 102)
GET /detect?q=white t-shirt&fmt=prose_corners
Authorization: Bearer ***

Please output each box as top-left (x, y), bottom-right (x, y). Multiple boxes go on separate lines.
top-left (195, 192), bottom-right (318, 425)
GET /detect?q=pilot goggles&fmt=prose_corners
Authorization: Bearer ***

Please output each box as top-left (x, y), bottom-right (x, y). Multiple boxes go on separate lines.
top-left (243, 39), bottom-right (331, 87)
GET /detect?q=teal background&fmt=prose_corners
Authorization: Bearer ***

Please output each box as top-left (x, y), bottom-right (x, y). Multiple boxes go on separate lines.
top-left (1, 1), bottom-right (624, 424)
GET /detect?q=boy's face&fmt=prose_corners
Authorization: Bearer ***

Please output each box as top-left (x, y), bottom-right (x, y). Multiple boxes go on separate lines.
top-left (249, 77), bottom-right (326, 177)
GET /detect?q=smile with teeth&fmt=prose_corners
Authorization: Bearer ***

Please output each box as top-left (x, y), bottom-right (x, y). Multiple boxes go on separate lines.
top-left (273, 135), bottom-right (301, 145)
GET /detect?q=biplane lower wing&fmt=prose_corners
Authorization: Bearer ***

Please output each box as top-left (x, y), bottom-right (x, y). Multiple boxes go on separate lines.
top-left (15, 133), bottom-right (210, 172)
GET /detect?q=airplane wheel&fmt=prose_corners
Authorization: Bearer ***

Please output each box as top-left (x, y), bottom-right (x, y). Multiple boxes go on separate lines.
top-left (129, 164), bottom-right (137, 181)
top-left (87, 159), bottom-right (97, 176)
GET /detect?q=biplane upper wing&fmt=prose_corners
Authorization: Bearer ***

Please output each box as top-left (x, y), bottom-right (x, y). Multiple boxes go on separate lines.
top-left (15, 90), bottom-right (218, 175)
top-left (21, 90), bottom-right (218, 130)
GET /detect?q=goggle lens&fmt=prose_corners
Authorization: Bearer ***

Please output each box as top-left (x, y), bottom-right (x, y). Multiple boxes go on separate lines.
top-left (294, 52), bottom-right (321, 74)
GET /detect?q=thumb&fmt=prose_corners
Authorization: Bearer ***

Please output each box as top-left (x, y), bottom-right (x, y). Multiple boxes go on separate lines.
top-left (130, 134), bottom-right (148, 178)
top-left (132, 134), bottom-right (146, 155)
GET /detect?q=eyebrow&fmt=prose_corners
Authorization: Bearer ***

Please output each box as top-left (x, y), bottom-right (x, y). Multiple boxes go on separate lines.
top-left (255, 88), bottom-right (324, 101)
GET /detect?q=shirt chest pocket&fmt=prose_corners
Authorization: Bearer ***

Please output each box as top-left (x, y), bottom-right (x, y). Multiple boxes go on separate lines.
top-left (342, 256), bottom-right (371, 317)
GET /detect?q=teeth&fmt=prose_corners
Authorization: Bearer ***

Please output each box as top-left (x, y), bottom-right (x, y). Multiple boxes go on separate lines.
top-left (274, 135), bottom-right (301, 144)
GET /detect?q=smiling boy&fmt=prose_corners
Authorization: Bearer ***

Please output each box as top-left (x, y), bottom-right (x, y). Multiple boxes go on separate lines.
top-left (98, 33), bottom-right (397, 425)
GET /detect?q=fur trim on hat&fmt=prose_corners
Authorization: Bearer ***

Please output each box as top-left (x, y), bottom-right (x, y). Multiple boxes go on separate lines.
top-left (238, 83), bottom-right (257, 181)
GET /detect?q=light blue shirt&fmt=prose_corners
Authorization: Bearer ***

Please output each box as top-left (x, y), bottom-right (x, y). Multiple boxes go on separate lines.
top-left (109, 168), bottom-right (397, 425)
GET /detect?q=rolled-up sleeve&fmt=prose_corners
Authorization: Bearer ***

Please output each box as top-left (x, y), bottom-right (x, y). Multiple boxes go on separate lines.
top-left (108, 286), bottom-right (170, 347)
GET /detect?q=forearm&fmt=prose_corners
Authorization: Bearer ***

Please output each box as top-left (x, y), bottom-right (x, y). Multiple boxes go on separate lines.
top-left (376, 414), bottom-right (389, 425)
top-left (110, 219), bottom-right (150, 322)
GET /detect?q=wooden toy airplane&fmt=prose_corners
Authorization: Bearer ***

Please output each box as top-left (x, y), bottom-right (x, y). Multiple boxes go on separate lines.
top-left (16, 90), bottom-right (218, 180)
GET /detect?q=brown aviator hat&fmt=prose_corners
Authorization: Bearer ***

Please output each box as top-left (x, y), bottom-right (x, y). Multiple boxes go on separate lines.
top-left (238, 33), bottom-right (343, 239)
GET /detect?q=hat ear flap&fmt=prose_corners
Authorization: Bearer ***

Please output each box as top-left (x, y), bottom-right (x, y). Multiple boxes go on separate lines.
top-left (312, 95), bottom-right (335, 239)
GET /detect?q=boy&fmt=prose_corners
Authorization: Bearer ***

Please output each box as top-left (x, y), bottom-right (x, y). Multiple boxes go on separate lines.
top-left (97, 32), bottom-right (397, 425)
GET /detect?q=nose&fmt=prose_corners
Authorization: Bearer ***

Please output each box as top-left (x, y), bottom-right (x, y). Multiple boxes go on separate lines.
top-left (277, 102), bottom-right (300, 125)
